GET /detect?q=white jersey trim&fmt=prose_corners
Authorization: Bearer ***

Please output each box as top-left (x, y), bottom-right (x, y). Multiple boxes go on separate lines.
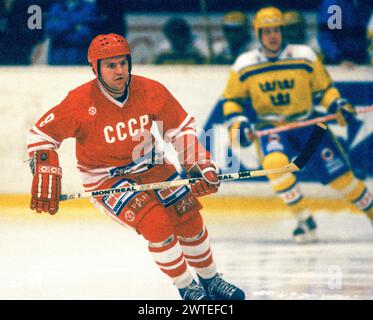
top-left (30, 125), bottom-right (61, 147)
top-left (97, 80), bottom-right (129, 108)
top-left (165, 114), bottom-right (196, 142)
top-left (233, 44), bottom-right (318, 73)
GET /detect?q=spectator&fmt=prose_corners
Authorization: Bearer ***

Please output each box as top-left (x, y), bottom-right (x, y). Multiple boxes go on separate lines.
top-left (44, 0), bottom-right (101, 65)
top-left (368, 13), bottom-right (373, 65)
top-left (94, 0), bottom-right (127, 37)
top-left (283, 10), bottom-right (307, 44)
top-left (283, 9), bottom-right (325, 61)
top-left (0, 0), bottom-right (46, 65)
top-left (213, 11), bottom-right (252, 65)
top-left (153, 17), bottom-right (206, 65)
top-left (317, 0), bottom-right (371, 66)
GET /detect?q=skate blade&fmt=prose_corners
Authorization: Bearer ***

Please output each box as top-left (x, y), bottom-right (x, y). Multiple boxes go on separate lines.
top-left (293, 231), bottom-right (318, 244)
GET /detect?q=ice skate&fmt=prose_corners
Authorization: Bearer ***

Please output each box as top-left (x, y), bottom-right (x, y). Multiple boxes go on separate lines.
top-left (365, 210), bottom-right (373, 226)
top-left (178, 280), bottom-right (211, 300)
top-left (292, 215), bottom-right (318, 244)
top-left (198, 273), bottom-right (245, 300)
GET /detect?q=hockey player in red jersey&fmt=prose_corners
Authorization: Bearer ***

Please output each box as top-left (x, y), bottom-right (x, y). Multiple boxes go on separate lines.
top-left (27, 33), bottom-right (245, 300)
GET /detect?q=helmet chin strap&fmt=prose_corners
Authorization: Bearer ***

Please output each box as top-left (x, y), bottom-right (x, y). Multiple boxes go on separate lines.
top-left (98, 75), bottom-right (131, 98)
top-left (260, 40), bottom-right (285, 58)
top-left (262, 44), bottom-right (281, 55)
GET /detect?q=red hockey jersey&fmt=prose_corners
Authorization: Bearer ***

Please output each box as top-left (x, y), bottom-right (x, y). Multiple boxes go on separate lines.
top-left (27, 75), bottom-right (197, 191)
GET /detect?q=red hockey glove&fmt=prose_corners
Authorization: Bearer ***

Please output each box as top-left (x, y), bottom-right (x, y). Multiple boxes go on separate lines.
top-left (173, 134), bottom-right (220, 197)
top-left (188, 160), bottom-right (220, 197)
top-left (329, 98), bottom-right (356, 127)
top-left (184, 155), bottom-right (220, 197)
top-left (30, 150), bottom-right (62, 214)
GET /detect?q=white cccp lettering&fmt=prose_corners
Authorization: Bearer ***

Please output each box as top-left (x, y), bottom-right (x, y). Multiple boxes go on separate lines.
top-left (103, 115), bottom-right (149, 144)
top-left (116, 122), bottom-right (127, 141)
top-left (104, 126), bottom-right (115, 143)
top-left (127, 118), bottom-right (138, 136)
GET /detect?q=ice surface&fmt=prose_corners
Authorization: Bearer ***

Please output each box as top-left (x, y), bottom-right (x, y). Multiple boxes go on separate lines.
top-left (1, 207), bottom-right (372, 300)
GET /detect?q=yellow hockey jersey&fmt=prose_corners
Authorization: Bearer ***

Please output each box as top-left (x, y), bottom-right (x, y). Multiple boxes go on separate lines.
top-left (222, 44), bottom-right (341, 126)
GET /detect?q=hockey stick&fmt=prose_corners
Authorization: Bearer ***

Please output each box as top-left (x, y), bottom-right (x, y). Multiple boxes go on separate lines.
top-left (60, 123), bottom-right (327, 201)
top-left (256, 105), bottom-right (373, 138)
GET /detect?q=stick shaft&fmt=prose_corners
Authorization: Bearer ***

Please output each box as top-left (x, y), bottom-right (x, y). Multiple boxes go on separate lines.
top-left (256, 106), bottom-right (373, 138)
top-left (60, 123), bottom-right (327, 201)
top-left (60, 164), bottom-right (299, 201)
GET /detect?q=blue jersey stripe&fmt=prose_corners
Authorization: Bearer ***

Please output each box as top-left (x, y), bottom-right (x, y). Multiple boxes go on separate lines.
top-left (239, 63), bottom-right (313, 82)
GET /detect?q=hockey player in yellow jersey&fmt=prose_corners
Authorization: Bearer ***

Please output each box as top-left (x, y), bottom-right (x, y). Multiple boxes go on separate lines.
top-left (221, 7), bottom-right (373, 242)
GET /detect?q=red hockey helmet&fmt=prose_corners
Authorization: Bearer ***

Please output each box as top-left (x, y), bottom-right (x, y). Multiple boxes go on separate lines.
top-left (88, 33), bottom-right (131, 76)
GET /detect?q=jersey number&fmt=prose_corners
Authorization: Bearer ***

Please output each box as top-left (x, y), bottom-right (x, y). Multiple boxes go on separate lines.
top-left (39, 113), bottom-right (55, 127)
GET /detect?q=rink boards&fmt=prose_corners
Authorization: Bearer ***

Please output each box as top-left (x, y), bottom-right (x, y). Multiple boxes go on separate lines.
top-left (0, 193), bottom-right (362, 212)
top-left (0, 65), bottom-right (372, 196)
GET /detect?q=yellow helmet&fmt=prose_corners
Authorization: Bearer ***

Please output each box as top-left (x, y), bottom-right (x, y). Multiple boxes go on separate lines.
top-left (223, 11), bottom-right (248, 29)
top-left (253, 7), bottom-right (284, 36)
top-left (283, 10), bottom-right (305, 26)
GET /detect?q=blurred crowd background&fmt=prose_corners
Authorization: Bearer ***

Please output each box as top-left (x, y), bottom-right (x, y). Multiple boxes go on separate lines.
top-left (1, 0), bottom-right (373, 67)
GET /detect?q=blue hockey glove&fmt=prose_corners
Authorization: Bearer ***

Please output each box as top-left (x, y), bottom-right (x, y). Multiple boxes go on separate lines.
top-left (329, 98), bottom-right (356, 126)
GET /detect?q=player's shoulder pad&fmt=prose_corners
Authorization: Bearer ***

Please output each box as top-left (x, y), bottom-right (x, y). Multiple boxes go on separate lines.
top-left (283, 44), bottom-right (318, 63)
top-left (66, 80), bottom-right (95, 104)
top-left (131, 74), bottom-right (169, 98)
top-left (60, 80), bottom-right (96, 120)
top-left (232, 49), bottom-right (262, 72)
top-left (132, 74), bottom-right (164, 89)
